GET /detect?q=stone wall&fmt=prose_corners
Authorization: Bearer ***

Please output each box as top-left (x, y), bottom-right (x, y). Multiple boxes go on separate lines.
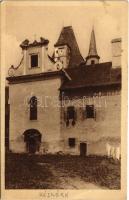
top-left (9, 78), bottom-right (121, 156)
top-left (61, 92), bottom-right (121, 156)
top-left (9, 77), bottom-right (62, 153)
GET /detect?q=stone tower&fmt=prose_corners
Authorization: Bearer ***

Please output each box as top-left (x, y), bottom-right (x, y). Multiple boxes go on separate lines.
top-left (54, 26), bottom-right (84, 69)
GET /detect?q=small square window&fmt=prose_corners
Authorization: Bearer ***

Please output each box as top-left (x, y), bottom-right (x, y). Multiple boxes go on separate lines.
top-left (68, 138), bottom-right (75, 148)
top-left (91, 60), bottom-right (95, 65)
top-left (86, 105), bottom-right (94, 118)
top-left (31, 54), bottom-right (38, 68)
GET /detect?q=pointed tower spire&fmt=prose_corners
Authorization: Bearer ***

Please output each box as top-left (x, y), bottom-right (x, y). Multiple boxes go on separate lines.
top-left (88, 27), bottom-right (97, 56)
top-left (86, 27), bottom-right (100, 65)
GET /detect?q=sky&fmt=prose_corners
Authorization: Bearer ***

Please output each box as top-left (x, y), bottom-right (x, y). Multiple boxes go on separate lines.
top-left (4, 1), bottom-right (127, 72)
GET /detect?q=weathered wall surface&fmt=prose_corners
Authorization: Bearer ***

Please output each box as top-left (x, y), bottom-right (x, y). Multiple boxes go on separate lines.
top-left (61, 92), bottom-right (121, 156)
top-left (9, 78), bottom-right (121, 156)
top-left (9, 77), bottom-right (62, 153)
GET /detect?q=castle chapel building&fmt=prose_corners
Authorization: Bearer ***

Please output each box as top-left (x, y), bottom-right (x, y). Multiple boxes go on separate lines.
top-left (6, 26), bottom-right (121, 156)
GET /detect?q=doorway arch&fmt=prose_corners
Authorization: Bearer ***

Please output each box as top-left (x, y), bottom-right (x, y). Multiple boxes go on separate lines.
top-left (23, 129), bottom-right (41, 154)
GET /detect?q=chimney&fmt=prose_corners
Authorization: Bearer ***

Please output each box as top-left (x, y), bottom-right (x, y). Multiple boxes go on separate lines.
top-left (111, 38), bottom-right (122, 68)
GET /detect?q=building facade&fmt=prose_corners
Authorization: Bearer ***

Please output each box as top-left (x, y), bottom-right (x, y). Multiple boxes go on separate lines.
top-left (6, 26), bottom-right (121, 157)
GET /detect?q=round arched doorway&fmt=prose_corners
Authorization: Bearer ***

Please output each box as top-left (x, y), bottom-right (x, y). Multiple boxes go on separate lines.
top-left (23, 129), bottom-right (42, 154)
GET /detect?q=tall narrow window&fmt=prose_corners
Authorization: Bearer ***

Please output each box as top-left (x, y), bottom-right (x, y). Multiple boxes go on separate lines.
top-left (30, 96), bottom-right (37, 120)
top-left (31, 54), bottom-right (38, 68)
top-left (66, 106), bottom-right (76, 126)
top-left (67, 106), bottom-right (75, 119)
top-left (86, 105), bottom-right (94, 118)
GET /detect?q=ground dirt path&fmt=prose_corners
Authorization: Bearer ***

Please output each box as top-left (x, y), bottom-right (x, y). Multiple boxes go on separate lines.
top-left (50, 165), bottom-right (104, 189)
top-left (38, 162), bottom-right (105, 189)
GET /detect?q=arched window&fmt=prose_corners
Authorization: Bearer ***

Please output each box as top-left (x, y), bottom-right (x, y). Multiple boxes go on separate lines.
top-left (30, 96), bottom-right (37, 120)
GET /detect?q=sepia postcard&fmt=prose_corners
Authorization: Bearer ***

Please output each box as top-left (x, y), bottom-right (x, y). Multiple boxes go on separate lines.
top-left (0, 0), bottom-right (128, 200)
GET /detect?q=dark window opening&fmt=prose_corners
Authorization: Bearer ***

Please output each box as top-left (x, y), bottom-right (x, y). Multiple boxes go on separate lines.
top-left (91, 60), bottom-right (95, 65)
top-left (86, 105), bottom-right (94, 118)
top-left (31, 54), bottom-right (38, 68)
top-left (66, 106), bottom-right (76, 126)
top-left (30, 96), bottom-right (37, 120)
top-left (68, 138), bottom-right (75, 148)
top-left (67, 106), bottom-right (75, 119)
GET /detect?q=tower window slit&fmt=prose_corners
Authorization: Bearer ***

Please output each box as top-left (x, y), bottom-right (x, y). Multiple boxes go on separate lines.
top-left (30, 96), bottom-right (37, 120)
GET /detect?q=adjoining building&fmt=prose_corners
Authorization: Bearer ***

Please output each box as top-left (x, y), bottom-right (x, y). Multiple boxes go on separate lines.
top-left (6, 26), bottom-right (121, 157)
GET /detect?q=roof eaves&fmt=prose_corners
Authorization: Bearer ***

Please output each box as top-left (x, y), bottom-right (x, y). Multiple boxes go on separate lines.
top-left (60, 81), bottom-right (121, 90)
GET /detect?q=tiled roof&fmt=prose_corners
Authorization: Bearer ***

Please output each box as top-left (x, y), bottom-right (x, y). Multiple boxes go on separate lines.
top-left (60, 62), bottom-right (121, 90)
top-left (54, 26), bottom-right (84, 67)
